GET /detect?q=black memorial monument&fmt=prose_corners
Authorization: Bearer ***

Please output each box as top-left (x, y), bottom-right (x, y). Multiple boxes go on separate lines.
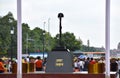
top-left (45, 13), bottom-right (73, 73)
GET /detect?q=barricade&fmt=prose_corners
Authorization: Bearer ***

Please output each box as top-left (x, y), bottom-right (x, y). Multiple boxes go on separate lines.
top-left (12, 63), bottom-right (17, 73)
top-left (28, 63), bottom-right (35, 72)
top-left (88, 63), bottom-right (105, 74)
top-left (12, 63), bottom-right (35, 73)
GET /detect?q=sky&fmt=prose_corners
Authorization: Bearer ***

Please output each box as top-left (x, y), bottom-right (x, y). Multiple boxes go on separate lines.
top-left (0, 0), bottom-right (120, 49)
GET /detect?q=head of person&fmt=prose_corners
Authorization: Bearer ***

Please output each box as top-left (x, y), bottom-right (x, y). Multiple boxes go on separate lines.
top-left (37, 56), bottom-right (41, 60)
top-left (0, 59), bottom-right (3, 62)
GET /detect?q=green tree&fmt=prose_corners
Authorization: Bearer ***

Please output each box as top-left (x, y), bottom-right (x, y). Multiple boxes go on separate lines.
top-left (54, 32), bottom-right (82, 51)
top-left (28, 27), bottom-right (43, 53)
top-left (2, 12), bottom-right (104, 58)
top-left (44, 32), bottom-right (55, 52)
top-left (0, 12), bottom-right (16, 56)
top-left (81, 45), bottom-right (103, 52)
top-left (22, 23), bottom-right (31, 54)
top-left (28, 27), bottom-right (55, 53)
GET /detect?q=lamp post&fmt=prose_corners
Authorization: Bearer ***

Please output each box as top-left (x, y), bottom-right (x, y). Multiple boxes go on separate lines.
top-left (26, 34), bottom-right (34, 55)
top-left (43, 22), bottom-right (46, 59)
top-left (26, 34), bottom-right (29, 54)
top-left (27, 38), bottom-right (34, 54)
top-left (10, 27), bottom-right (14, 61)
top-left (48, 18), bottom-right (50, 47)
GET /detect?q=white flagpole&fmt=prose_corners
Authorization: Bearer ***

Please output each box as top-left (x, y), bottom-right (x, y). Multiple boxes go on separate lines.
top-left (105, 0), bottom-right (110, 78)
top-left (17, 0), bottom-right (22, 78)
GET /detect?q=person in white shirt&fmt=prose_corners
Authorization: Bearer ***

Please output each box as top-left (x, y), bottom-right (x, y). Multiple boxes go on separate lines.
top-left (78, 59), bottom-right (84, 71)
top-left (73, 59), bottom-right (79, 72)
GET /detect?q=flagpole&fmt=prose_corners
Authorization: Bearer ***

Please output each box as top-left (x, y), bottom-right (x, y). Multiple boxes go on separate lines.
top-left (17, 0), bottom-right (22, 78)
top-left (105, 0), bottom-right (110, 78)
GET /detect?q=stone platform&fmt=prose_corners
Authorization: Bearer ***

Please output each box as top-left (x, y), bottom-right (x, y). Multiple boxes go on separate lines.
top-left (0, 72), bottom-right (116, 78)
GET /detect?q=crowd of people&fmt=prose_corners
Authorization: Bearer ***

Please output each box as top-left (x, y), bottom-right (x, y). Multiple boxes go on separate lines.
top-left (0, 56), bottom-right (47, 73)
top-left (73, 57), bottom-right (120, 72)
top-left (0, 56), bottom-right (120, 73)
top-left (73, 57), bottom-right (104, 72)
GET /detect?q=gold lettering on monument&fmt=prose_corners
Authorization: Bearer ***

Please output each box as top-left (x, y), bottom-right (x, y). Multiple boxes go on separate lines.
top-left (55, 59), bottom-right (64, 67)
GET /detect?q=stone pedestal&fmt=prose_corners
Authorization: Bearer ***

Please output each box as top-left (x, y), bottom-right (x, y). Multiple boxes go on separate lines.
top-left (45, 47), bottom-right (73, 73)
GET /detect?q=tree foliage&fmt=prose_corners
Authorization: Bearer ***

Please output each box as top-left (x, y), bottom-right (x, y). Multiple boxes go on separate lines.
top-left (0, 12), bottom-right (15, 55)
top-left (54, 32), bottom-right (82, 51)
top-left (0, 12), bottom-right (102, 58)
